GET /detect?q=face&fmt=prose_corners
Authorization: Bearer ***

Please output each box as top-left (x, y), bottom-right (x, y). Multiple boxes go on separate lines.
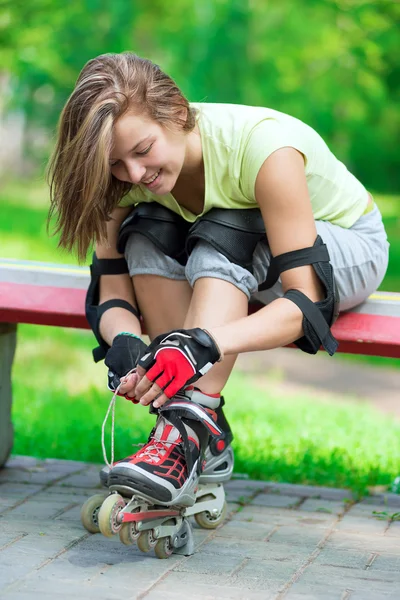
top-left (109, 111), bottom-right (187, 194)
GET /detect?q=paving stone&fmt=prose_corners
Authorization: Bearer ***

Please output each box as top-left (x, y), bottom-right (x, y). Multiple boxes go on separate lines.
top-left (54, 468), bottom-right (103, 489)
top-left (201, 537), bottom-right (310, 564)
top-left (348, 501), bottom-right (395, 517)
top-left (296, 564), bottom-right (400, 593)
top-left (173, 552), bottom-right (243, 575)
top-left (0, 482), bottom-right (43, 500)
top-left (267, 525), bottom-right (328, 549)
top-left (231, 557), bottom-right (298, 588)
top-left (8, 499), bottom-right (79, 521)
top-left (225, 480), bottom-right (269, 493)
top-left (284, 583), bottom-right (352, 599)
top-left (0, 549), bottom-right (55, 592)
top-left (360, 494), bottom-right (400, 508)
top-left (43, 458), bottom-right (90, 472)
top-left (213, 519), bottom-right (276, 541)
top-left (0, 468), bottom-right (76, 486)
top-left (145, 571), bottom-right (275, 599)
top-left (44, 485), bottom-right (105, 497)
top-left (5, 456), bottom-right (40, 469)
top-left (0, 517), bottom-right (84, 538)
top-left (313, 547), bottom-right (371, 569)
top-left (0, 498), bottom-right (17, 510)
top-left (1, 530), bottom-right (87, 561)
top-left (234, 505), bottom-right (336, 528)
top-left (2, 579), bottom-right (130, 600)
top-left (298, 498), bottom-right (346, 516)
top-left (350, 592), bottom-right (399, 599)
top-left (262, 482), bottom-right (354, 501)
top-left (0, 532), bottom-right (28, 550)
top-left (250, 493), bottom-right (302, 508)
top-left (327, 531), bottom-right (400, 555)
top-left (336, 514), bottom-right (388, 535)
top-left (369, 553), bottom-right (400, 572)
top-left (385, 521), bottom-right (400, 537)
top-left (94, 557), bottom-right (180, 590)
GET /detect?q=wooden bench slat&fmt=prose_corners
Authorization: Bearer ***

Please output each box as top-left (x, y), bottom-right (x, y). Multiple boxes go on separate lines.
top-left (1, 281), bottom-right (400, 358)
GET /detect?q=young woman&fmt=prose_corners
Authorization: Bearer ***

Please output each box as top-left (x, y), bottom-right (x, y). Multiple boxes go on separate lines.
top-left (48, 52), bottom-right (389, 508)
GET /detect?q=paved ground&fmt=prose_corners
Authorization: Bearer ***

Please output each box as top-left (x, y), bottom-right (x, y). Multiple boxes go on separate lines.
top-left (1, 457), bottom-right (400, 599)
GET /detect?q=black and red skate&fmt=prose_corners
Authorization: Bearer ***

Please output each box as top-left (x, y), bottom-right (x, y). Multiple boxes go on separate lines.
top-left (108, 398), bottom-right (222, 507)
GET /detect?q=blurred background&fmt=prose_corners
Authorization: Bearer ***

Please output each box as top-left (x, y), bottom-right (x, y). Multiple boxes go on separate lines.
top-left (1, 0), bottom-right (400, 492)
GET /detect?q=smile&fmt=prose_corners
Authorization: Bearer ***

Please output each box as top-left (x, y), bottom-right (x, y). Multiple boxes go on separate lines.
top-left (142, 170), bottom-right (160, 185)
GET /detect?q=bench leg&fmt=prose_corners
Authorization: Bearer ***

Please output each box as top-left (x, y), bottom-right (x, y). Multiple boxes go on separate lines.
top-left (0, 323), bottom-right (16, 467)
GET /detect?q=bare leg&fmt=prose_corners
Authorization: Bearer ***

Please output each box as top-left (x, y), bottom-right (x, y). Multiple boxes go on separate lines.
top-left (133, 274), bottom-right (192, 340)
top-left (184, 278), bottom-right (248, 394)
top-left (133, 274), bottom-right (247, 395)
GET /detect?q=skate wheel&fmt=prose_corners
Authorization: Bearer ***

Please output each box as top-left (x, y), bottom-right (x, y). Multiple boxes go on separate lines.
top-left (194, 500), bottom-right (227, 529)
top-left (154, 537), bottom-right (173, 559)
top-left (98, 493), bottom-right (125, 537)
top-left (80, 493), bottom-right (108, 533)
top-left (136, 530), bottom-right (157, 553)
top-left (119, 522), bottom-right (140, 546)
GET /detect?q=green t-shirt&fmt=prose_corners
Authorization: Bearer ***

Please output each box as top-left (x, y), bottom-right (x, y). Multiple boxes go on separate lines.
top-left (119, 103), bottom-right (369, 228)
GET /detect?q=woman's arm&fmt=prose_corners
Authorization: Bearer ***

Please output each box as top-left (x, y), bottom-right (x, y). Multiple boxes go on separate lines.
top-left (96, 205), bottom-right (142, 345)
top-left (209, 146), bottom-right (324, 355)
top-left (134, 147), bottom-right (332, 405)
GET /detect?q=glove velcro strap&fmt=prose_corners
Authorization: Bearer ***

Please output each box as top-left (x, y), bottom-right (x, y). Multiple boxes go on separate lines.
top-left (284, 289), bottom-right (339, 356)
top-left (260, 237), bottom-right (329, 291)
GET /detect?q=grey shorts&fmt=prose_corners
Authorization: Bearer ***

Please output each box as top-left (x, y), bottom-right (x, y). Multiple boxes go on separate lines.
top-left (125, 204), bottom-right (389, 312)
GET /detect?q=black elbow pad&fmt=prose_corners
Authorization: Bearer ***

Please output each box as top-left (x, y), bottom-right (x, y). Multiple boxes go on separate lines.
top-left (85, 253), bottom-right (139, 362)
top-left (259, 236), bottom-right (340, 356)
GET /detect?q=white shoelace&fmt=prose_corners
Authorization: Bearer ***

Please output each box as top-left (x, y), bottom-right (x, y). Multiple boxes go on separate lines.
top-left (101, 369), bottom-right (136, 469)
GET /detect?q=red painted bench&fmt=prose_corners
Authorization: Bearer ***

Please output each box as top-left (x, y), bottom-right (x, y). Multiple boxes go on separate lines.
top-left (1, 258), bottom-right (399, 467)
top-left (1, 258), bottom-right (400, 358)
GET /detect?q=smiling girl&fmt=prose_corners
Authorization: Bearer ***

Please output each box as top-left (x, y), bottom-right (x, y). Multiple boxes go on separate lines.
top-left (47, 52), bottom-right (388, 508)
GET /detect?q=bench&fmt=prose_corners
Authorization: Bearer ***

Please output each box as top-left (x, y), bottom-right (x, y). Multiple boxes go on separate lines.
top-left (1, 258), bottom-right (400, 466)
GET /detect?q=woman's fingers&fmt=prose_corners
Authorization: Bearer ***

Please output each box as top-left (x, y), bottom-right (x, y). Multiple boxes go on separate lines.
top-left (135, 364), bottom-right (146, 388)
top-left (135, 374), bottom-right (155, 399)
top-left (138, 381), bottom-right (164, 406)
top-left (119, 372), bottom-right (138, 396)
top-left (152, 392), bottom-right (169, 408)
top-left (136, 365), bottom-right (146, 378)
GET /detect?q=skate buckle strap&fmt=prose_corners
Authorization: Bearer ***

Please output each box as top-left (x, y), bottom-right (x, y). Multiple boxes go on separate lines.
top-left (101, 368), bottom-right (137, 469)
top-left (158, 399), bottom-right (222, 475)
top-left (159, 399), bottom-right (222, 438)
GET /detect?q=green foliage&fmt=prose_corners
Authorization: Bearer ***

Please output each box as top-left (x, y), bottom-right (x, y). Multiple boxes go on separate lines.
top-left (12, 323), bottom-right (400, 494)
top-left (0, 0), bottom-right (399, 190)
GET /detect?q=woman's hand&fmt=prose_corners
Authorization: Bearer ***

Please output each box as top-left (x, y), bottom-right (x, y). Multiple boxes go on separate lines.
top-left (105, 333), bottom-right (148, 402)
top-left (134, 328), bottom-right (222, 408)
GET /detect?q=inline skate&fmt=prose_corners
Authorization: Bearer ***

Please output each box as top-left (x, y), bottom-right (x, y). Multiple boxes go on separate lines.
top-left (81, 389), bottom-right (234, 558)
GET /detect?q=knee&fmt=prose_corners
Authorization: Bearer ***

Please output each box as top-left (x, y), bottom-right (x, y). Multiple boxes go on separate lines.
top-left (125, 233), bottom-right (186, 280)
top-left (185, 241), bottom-right (259, 298)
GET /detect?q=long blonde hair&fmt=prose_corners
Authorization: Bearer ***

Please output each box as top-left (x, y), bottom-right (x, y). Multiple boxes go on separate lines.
top-left (47, 52), bottom-right (196, 261)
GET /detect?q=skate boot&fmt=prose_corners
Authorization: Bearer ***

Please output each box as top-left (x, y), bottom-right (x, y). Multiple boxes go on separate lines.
top-left (107, 391), bottom-right (223, 506)
top-left (82, 390), bottom-right (231, 558)
top-left (98, 389), bottom-right (234, 488)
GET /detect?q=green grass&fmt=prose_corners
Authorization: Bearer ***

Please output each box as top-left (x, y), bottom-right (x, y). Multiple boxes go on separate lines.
top-left (11, 324), bottom-right (400, 494)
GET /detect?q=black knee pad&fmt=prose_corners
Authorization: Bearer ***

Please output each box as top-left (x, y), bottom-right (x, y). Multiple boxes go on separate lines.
top-left (117, 203), bottom-right (191, 266)
top-left (186, 208), bottom-right (266, 273)
top-left (259, 235), bottom-right (340, 355)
